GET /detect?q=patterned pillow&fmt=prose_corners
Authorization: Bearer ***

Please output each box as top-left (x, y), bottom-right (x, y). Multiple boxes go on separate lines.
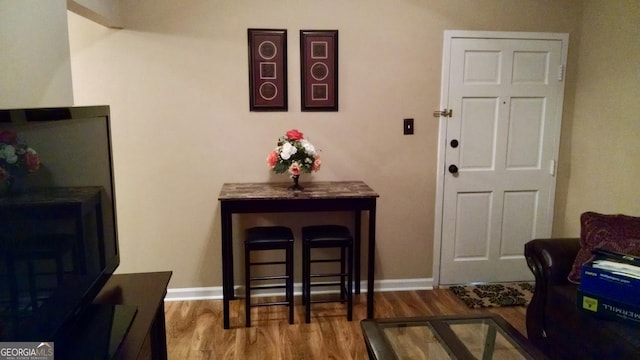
top-left (567, 212), bottom-right (640, 284)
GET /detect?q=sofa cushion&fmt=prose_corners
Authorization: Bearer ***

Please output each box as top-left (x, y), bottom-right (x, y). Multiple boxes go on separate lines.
top-left (568, 212), bottom-right (640, 283)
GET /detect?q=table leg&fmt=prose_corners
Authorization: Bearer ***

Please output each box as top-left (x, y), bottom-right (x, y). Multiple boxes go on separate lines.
top-left (94, 204), bottom-right (104, 273)
top-left (221, 205), bottom-right (233, 329)
top-left (75, 211), bottom-right (88, 273)
top-left (482, 324), bottom-right (497, 360)
top-left (151, 302), bottom-right (169, 360)
top-left (367, 201), bottom-right (377, 319)
top-left (354, 211), bottom-right (361, 294)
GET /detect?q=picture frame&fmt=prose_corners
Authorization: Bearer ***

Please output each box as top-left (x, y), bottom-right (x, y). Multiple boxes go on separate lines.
top-left (300, 30), bottom-right (338, 111)
top-left (248, 29), bottom-right (287, 111)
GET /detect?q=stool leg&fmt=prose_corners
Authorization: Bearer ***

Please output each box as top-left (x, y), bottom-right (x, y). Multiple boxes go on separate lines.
top-left (55, 253), bottom-right (65, 284)
top-left (304, 243), bottom-right (311, 324)
top-left (6, 257), bottom-right (20, 323)
top-left (245, 244), bottom-right (251, 327)
top-left (27, 261), bottom-right (38, 311)
top-left (347, 243), bottom-right (353, 321)
top-left (340, 246), bottom-right (346, 302)
top-left (286, 242), bottom-right (294, 324)
top-left (301, 242), bottom-right (307, 306)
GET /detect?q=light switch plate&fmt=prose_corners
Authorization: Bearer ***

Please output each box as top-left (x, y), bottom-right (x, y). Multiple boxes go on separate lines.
top-left (404, 118), bottom-right (414, 135)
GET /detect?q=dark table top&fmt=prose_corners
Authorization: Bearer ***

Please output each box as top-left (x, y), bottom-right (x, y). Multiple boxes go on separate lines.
top-left (0, 186), bottom-right (102, 206)
top-left (218, 181), bottom-right (379, 201)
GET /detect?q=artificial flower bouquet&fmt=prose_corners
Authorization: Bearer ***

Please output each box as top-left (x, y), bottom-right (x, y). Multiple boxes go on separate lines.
top-left (267, 129), bottom-right (321, 176)
top-left (0, 129), bottom-right (40, 183)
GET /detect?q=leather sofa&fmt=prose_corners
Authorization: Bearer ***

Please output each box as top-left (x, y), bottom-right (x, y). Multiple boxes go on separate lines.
top-left (525, 237), bottom-right (640, 359)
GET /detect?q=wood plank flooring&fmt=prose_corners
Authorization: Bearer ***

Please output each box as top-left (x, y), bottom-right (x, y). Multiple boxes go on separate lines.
top-left (164, 289), bottom-right (528, 359)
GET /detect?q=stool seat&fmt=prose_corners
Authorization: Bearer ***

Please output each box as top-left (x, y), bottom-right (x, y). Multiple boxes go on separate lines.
top-left (302, 225), bottom-right (353, 323)
top-left (1, 234), bottom-right (76, 326)
top-left (246, 226), bottom-right (294, 246)
top-left (303, 225), bottom-right (353, 245)
top-left (244, 226), bottom-right (294, 327)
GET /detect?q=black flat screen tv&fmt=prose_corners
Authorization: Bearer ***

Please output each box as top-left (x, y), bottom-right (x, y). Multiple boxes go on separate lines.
top-left (0, 106), bottom-right (132, 354)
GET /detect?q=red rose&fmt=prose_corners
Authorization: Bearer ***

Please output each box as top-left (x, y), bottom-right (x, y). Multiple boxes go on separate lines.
top-left (312, 156), bottom-right (322, 172)
top-left (266, 151), bottom-right (278, 167)
top-left (286, 129), bottom-right (304, 141)
top-left (288, 163), bottom-right (301, 175)
top-left (0, 129), bottom-right (17, 144)
top-left (24, 151), bottom-right (40, 172)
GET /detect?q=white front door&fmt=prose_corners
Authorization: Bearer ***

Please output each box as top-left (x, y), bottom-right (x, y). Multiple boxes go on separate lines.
top-left (435, 31), bottom-right (568, 285)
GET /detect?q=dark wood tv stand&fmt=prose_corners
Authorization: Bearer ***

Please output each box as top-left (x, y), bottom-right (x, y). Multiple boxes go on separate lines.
top-left (93, 271), bottom-right (172, 360)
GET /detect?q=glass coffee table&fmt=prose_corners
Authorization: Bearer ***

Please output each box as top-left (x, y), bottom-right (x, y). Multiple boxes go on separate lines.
top-left (360, 314), bottom-right (546, 360)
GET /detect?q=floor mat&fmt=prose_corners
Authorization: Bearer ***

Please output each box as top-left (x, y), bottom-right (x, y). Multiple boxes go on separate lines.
top-left (448, 282), bottom-right (534, 309)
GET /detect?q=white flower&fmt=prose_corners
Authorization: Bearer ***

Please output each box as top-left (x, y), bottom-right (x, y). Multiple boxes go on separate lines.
top-left (0, 144), bottom-right (18, 164)
top-left (280, 142), bottom-right (297, 160)
top-left (300, 139), bottom-right (316, 156)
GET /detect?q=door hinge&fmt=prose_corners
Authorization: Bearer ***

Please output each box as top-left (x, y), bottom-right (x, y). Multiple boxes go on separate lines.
top-left (433, 109), bottom-right (453, 118)
top-left (558, 64), bottom-right (565, 81)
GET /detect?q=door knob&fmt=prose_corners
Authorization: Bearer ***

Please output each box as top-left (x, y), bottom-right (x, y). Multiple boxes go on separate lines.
top-left (448, 164), bottom-right (459, 174)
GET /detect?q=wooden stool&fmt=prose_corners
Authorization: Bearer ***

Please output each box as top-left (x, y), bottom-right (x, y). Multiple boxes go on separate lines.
top-left (5, 235), bottom-right (74, 309)
top-left (244, 226), bottom-right (294, 327)
top-left (302, 225), bottom-right (353, 323)
top-left (1, 233), bottom-right (75, 334)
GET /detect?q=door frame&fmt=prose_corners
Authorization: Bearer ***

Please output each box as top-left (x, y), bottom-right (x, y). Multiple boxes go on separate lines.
top-left (433, 30), bottom-right (569, 287)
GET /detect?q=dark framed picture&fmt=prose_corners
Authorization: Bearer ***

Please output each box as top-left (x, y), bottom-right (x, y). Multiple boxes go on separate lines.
top-left (248, 29), bottom-right (287, 111)
top-left (300, 30), bottom-right (338, 111)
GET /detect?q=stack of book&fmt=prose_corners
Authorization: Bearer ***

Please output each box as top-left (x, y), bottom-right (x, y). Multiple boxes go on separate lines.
top-left (577, 249), bottom-right (640, 326)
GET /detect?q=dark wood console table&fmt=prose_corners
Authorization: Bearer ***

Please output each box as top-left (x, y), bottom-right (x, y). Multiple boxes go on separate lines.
top-left (218, 181), bottom-right (379, 329)
top-left (94, 271), bottom-right (172, 360)
top-left (0, 186), bottom-right (106, 273)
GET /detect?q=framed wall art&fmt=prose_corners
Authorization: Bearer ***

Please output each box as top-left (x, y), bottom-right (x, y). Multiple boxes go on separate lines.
top-left (300, 30), bottom-right (338, 111)
top-left (248, 29), bottom-right (287, 111)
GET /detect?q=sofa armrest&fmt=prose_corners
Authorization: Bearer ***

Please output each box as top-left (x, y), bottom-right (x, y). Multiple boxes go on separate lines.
top-left (524, 237), bottom-right (580, 355)
top-left (525, 238), bottom-right (580, 285)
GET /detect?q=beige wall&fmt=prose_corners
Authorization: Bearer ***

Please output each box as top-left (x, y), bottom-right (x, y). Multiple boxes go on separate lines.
top-left (64, 0), bottom-right (638, 289)
top-left (0, 0), bottom-right (73, 108)
top-left (556, 0), bottom-right (640, 234)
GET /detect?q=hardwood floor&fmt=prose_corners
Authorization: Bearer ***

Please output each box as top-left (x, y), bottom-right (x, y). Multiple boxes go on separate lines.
top-left (164, 289), bottom-right (528, 359)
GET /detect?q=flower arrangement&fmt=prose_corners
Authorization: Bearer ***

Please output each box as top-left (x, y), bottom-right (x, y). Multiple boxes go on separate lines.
top-left (0, 129), bottom-right (40, 183)
top-left (267, 129), bottom-right (321, 177)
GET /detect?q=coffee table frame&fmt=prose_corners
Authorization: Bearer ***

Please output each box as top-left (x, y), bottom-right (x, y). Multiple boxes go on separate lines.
top-left (360, 313), bottom-right (546, 360)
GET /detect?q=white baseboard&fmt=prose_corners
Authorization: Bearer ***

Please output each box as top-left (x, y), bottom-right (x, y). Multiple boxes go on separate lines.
top-left (165, 278), bottom-right (434, 302)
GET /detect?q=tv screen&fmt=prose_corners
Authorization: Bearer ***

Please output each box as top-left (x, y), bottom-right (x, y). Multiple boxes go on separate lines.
top-left (0, 106), bottom-right (121, 342)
